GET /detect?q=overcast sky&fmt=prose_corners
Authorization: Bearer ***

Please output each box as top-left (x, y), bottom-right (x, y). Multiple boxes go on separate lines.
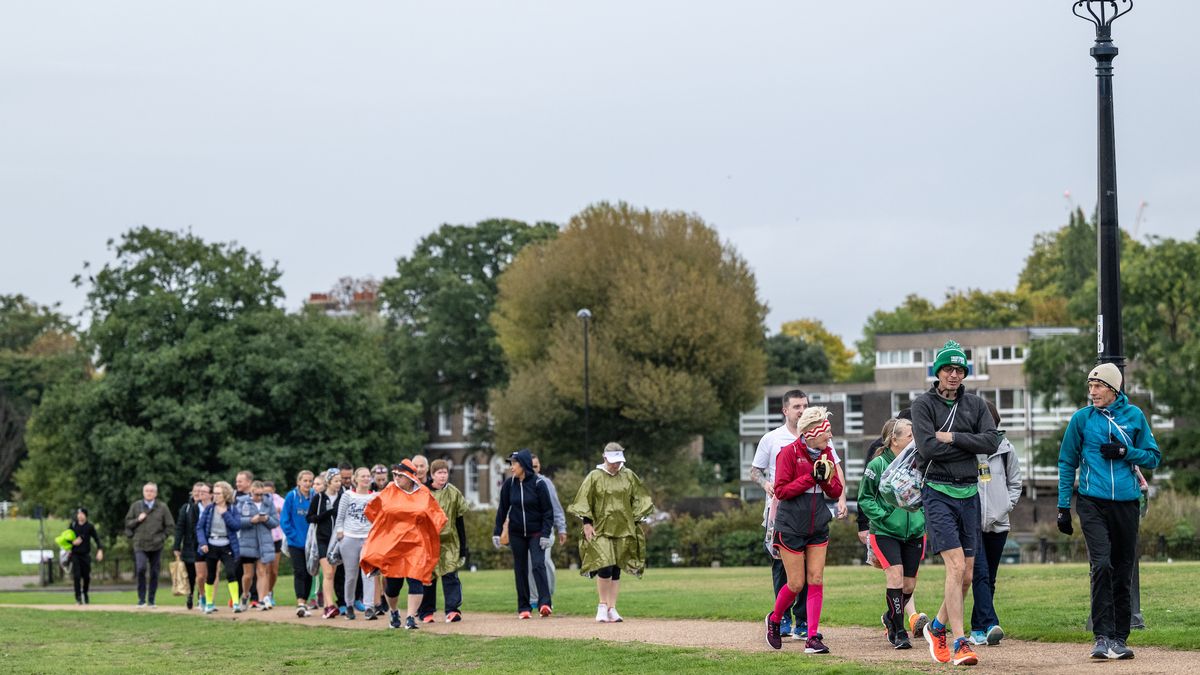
top-left (3, 2), bottom-right (1197, 345)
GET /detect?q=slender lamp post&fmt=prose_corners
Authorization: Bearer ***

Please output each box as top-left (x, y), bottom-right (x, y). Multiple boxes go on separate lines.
top-left (577, 308), bottom-right (592, 455)
top-left (1073, 0), bottom-right (1143, 630)
top-left (1073, 0), bottom-right (1131, 374)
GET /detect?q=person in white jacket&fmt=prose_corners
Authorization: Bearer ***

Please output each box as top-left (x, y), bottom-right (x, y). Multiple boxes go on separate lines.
top-left (969, 401), bottom-right (1022, 646)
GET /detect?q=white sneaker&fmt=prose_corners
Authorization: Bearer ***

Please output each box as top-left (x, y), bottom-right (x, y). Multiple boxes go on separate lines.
top-left (607, 607), bottom-right (623, 623)
top-left (595, 603), bottom-right (609, 623)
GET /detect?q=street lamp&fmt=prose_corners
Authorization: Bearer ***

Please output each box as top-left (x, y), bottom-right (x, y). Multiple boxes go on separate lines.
top-left (1073, 0), bottom-right (1132, 375)
top-left (577, 308), bottom-right (592, 456)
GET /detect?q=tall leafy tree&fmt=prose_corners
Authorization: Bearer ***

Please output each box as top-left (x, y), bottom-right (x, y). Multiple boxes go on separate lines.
top-left (490, 202), bottom-right (766, 494)
top-left (765, 332), bottom-right (830, 384)
top-left (780, 318), bottom-right (852, 382)
top-left (0, 295), bottom-right (89, 494)
top-left (379, 219), bottom-right (558, 414)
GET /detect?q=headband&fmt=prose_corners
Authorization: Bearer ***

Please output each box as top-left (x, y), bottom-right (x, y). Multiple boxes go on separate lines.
top-left (802, 419), bottom-right (831, 440)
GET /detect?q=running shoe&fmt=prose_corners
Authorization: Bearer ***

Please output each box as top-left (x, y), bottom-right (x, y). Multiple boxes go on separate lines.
top-left (606, 607), bottom-right (622, 622)
top-left (986, 625), bottom-right (1004, 646)
top-left (780, 615), bottom-right (792, 637)
top-left (389, 611), bottom-right (402, 629)
top-left (204, 603), bottom-right (216, 615)
top-left (595, 603), bottom-right (609, 623)
top-left (136, 602), bottom-right (146, 608)
top-left (297, 606), bottom-right (311, 618)
top-left (323, 605), bottom-right (339, 619)
top-left (893, 629), bottom-right (912, 650)
top-left (345, 606), bottom-right (356, 620)
top-left (925, 625), bottom-right (951, 663)
top-left (951, 637), bottom-right (979, 666)
top-left (258, 602), bottom-right (270, 611)
top-left (446, 611), bottom-right (462, 623)
top-left (354, 600), bottom-right (367, 612)
top-left (909, 612), bottom-right (928, 638)
top-left (186, 595), bottom-right (194, 610)
top-left (1108, 638), bottom-right (1134, 660)
top-left (364, 607), bottom-right (377, 621)
top-left (794, 620), bottom-right (808, 640)
top-left (233, 603), bottom-right (245, 614)
top-left (540, 605), bottom-right (553, 617)
top-left (422, 615), bottom-right (436, 623)
top-left (518, 610), bottom-right (532, 619)
top-left (148, 603), bottom-right (157, 609)
top-left (339, 605), bottom-right (346, 616)
top-left (765, 613), bottom-right (783, 650)
top-left (804, 633), bottom-right (829, 654)
top-left (969, 630), bottom-right (988, 646)
top-left (882, 613), bottom-right (897, 646)
top-left (405, 615), bottom-right (419, 630)
top-left (250, 600), bottom-right (258, 609)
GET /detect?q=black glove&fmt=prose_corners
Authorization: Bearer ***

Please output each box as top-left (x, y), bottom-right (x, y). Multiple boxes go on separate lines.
top-left (812, 458), bottom-right (833, 482)
top-left (1057, 507), bottom-right (1073, 536)
top-left (1100, 441), bottom-right (1126, 460)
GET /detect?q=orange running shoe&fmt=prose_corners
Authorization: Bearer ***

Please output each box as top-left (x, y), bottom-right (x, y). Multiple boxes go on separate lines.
top-left (909, 612), bottom-right (929, 638)
top-left (518, 610), bottom-right (532, 619)
top-left (539, 605), bottom-right (553, 617)
top-left (952, 638), bottom-right (979, 666)
top-left (925, 625), bottom-right (951, 663)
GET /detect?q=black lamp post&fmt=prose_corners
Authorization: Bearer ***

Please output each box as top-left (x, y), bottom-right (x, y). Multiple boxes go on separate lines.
top-left (1073, 0), bottom-right (1144, 630)
top-left (1073, 0), bottom-right (1132, 375)
top-left (577, 308), bottom-right (592, 455)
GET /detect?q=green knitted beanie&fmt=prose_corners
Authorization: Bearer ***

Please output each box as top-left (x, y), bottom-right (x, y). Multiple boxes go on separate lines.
top-left (931, 339), bottom-right (970, 376)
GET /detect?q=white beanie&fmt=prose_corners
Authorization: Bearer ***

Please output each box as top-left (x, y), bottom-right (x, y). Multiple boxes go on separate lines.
top-left (1087, 363), bottom-right (1122, 393)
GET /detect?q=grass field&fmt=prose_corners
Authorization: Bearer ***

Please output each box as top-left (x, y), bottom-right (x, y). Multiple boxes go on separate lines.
top-left (0, 609), bottom-right (885, 675)
top-left (0, 517), bottom-right (68, 576)
top-left (5, 562), bottom-right (1198, 650)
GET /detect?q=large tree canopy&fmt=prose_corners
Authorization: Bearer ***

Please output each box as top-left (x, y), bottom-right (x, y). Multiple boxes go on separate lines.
top-left (17, 228), bottom-right (421, 541)
top-left (490, 203), bottom-right (766, 492)
top-left (379, 219), bottom-right (558, 413)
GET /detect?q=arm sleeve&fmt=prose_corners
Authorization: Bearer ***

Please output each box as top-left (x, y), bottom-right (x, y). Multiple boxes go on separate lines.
top-left (774, 445), bottom-right (817, 501)
top-left (950, 404), bottom-right (1002, 454)
top-left (567, 473), bottom-right (596, 522)
top-left (1057, 412), bottom-right (1085, 509)
top-left (538, 482), bottom-right (554, 536)
top-left (305, 496), bottom-right (320, 523)
top-left (493, 480), bottom-right (510, 536)
top-left (195, 511), bottom-right (208, 549)
top-left (90, 525), bottom-right (103, 549)
top-left (455, 516), bottom-right (468, 554)
top-left (225, 508), bottom-right (242, 533)
top-left (1005, 448), bottom-right (1023, 508)
top-left (751, 434), bottom-right (772, 470)
top-left (856, 458), bottom-right (890, 525)
top-left (280, 493), bottom-right (295, 535)
top-left (544, 479), bottom-right (567, 534)
top-left (629, 472), bottom-right (654, 521)
top-left (174, 505), bottom-right (187, 551)
top-left (1125, 410), bottom-right (1162, 469)
top-left (264, 501), bottom-right (279, 529)
top-left (124, 503), bottom-right (141, 531)
top-left (912, 398), bottom-right (978, 463)
top-left (334, 493), bottom-right (348, 533)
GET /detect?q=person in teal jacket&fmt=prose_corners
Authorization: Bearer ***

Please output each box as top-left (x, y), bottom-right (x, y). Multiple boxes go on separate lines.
top-left (1057, 363), bottom-right (1160, 661)
top-left (858, 417), bottom-right (927, 650)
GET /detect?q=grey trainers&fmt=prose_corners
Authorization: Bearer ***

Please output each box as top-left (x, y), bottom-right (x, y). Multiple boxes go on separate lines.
top-left (1090, 636), bottom-right (1109, 659)
top-left (1108, 639), bottom-right (1134, 660)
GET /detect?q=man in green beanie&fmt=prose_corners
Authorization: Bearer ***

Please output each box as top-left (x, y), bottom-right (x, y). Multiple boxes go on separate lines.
top-left (912, 340), bottom-right (1000, 666)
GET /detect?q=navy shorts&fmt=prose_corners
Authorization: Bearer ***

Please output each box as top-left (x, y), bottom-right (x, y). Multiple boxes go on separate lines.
top-left (922, 485), bottom-right (978, 558)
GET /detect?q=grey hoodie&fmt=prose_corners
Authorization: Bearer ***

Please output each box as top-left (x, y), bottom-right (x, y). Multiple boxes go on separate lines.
top-left (978, 435), bottom-right (1023, 533)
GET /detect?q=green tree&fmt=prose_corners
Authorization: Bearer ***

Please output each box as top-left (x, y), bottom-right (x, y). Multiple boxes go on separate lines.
top-left (379, 219), bottom-right (558, 415)
top-left (780, 319), bottom-right (852, 382)
top-left (490, 202), bottom-right (766, 495)
top-left (17, 228), bottom-right (421, 542)
top-left (0, 295), bottom-right (90, 495)
top-left (764, 332), bottom-right (830, 384)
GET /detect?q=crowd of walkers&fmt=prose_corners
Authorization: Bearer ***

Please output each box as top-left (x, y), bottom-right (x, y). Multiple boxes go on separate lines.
top-left (755, 339), bottom-right (1160, 666)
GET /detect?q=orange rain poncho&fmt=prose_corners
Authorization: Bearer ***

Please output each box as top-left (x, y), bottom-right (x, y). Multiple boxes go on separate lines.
top-left (360, 482), bottom-right (447, 584)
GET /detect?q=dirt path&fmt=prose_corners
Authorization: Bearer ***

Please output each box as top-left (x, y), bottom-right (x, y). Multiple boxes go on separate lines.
top-left (14, 604), bottom-right (1188, 674)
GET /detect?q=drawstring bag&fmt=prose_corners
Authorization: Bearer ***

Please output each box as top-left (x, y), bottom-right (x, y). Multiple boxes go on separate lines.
top-left (303, 523), bottom-right (320, 576)
top-left (879, 440), bottom-right (924, 512)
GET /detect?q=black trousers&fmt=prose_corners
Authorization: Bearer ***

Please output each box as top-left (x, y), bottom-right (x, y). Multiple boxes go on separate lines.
top-left (1077, 495), bottom-right (1139, 641)
top-left (72, 556), bottom-right (92, 600)
top-left (509, 534), bottom-right (550, 612)
top-left (288, 546), bottom-right (312, 605)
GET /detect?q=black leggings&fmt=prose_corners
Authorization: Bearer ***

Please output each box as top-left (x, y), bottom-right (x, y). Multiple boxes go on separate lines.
top-left (384, 576), bottom-right (424, 597)
top-left (71, 556), bottom-right (92, 599)
top-left (592, 565), bottom-right (621, 580)
top-left (184, 561), bottom-right (197, 594)
top-left (204, 545), bottom-right (239, 584)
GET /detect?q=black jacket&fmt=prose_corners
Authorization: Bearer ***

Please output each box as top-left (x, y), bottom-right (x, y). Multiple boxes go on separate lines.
top-left (306, 491), bottom-right (340, 548)
top-left (493, 450), bottom-right (554, 538)
top-left (173, 501), bottom-right (202, 562)
top-left (912, 384), bottom-right (1000, 486)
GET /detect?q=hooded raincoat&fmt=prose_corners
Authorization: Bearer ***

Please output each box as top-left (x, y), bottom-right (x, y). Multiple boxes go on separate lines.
top-left (360, 481), bottom-right (447, 584)
top-left (432, 482), bottom-right (469, 577)
top-left (567, 464), bottom-right (654, 577)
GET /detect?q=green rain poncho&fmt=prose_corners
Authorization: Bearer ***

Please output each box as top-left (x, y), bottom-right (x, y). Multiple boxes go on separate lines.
top-left (432, 483), bottom-right (469, 577)
top-left (568, 465), bottom-right (654, 577)
top-left (54, 529), bottom-right (77, 551)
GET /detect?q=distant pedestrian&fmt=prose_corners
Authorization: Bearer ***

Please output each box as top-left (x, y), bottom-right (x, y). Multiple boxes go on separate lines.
top-left (336, 467), bottom-right (378, 620)
top-left (371, 464), bottom-right (390, 492)
top-left (68, 508), bottom-right (104, 605)
top-left (123, 482), bottom-right (175, 608)
top-left (173, 482), bottom-right (208, 609)
top-left (412, 454), bottom-right (432, 487)
top-left (236, 480), bottom-right (279, 610)
top-left (762, 408), bottom-right (843, 655)
top-left (568, 442), bottom-right (655, 625)
top-left (264, 480), bottom-right (286, 607)
top-left (493, 449), bottom-right (555, 619)
top-left (281, 470), bottom-right (315, 617)
top-left (197, 481), bottom-right (242, 613)
top-left (1057, 363), bottom-right (1160, 660)
top-left (419, 459), bottom-right (469, 622)
top-left (306, 470), bottom-right (345, 618)
top-left (969, 401), bottom-right (1023, 647)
